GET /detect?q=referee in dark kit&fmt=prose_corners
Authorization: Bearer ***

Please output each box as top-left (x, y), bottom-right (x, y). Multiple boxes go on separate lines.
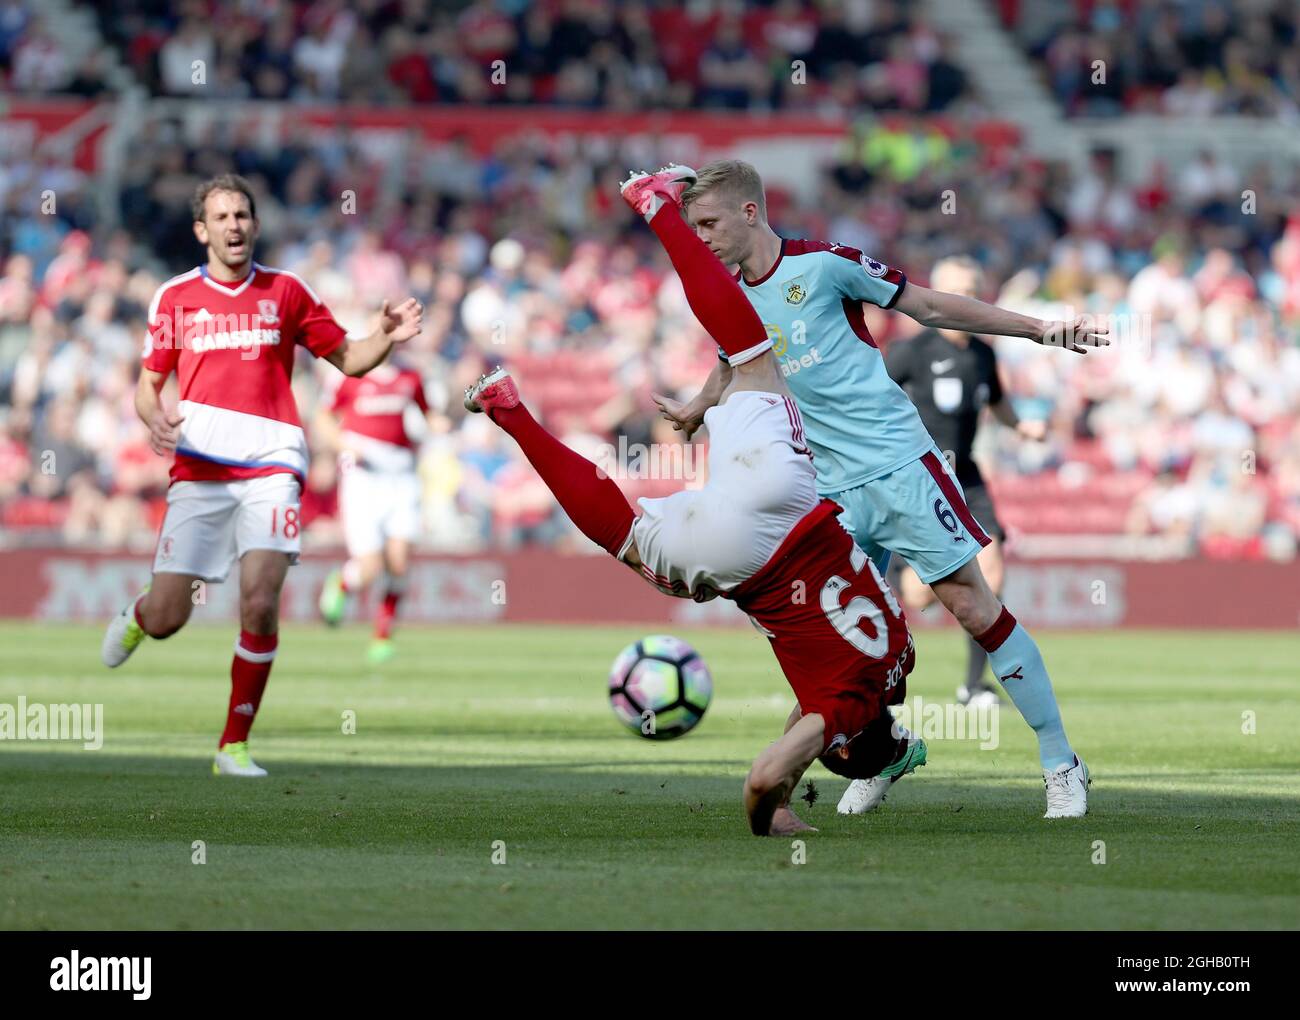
top-left (883, 255), bottom-right (1048, 706)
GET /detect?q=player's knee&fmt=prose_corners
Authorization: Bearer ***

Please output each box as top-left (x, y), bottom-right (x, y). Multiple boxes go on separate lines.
top-left (141, 596), bottom-right (191, 639)
top-left (240, 588), bottom-right (280, 631)
top-left (145, 613), bottom-right (187, 640)
top-left (953, 595), bottom-right (998, 635)
top-left (934, 564), bottom-right (1000, 633)
top-left (945, 586), bottom-right (979, 625)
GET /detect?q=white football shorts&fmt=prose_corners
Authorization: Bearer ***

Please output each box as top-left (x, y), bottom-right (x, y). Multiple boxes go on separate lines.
top-left (339, 463), bottom-right (422, 557)
top-left (630, 390), bottom-right (819, 599)
top-left (153, 473), bottom-right (303, 583)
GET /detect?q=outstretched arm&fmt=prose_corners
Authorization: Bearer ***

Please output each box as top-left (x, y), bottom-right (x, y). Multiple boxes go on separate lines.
top-left (771, 703), bottom-right (806, 817)
top-left (744, 713), bottom-right (825, 836)
top-left (653, 355), bottom-right (732, 439)
top-left (325, 298), bottom-right (424, 377)
top-left (893, 283), bottom-right (1108, 354)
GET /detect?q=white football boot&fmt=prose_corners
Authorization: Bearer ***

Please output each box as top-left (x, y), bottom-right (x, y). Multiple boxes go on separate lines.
top-left (836, 726), bottom-right (928, 815)
top-left (837, 779), bottom-right (886, 816)
top-left (213, 741), bottom-right (268, 778)
top-left (1043, 755), bottom-right (1090, 818)
top-left (956, 680), bottom-right (1002, 707)
top-left (101, 594), bottom-right (147, 667)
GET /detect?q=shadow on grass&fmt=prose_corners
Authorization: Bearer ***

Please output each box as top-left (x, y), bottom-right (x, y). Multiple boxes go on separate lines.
top-left (4, 748), bottom-right (1299, 832)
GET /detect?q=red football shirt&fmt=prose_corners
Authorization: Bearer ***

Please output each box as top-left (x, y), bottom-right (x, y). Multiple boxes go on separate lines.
top-left (328, 363), bottom-right (428, 473)
top-left (142, 263), bottom-right (347, 485)
top-left (727, 499), bottom-right (915, 749)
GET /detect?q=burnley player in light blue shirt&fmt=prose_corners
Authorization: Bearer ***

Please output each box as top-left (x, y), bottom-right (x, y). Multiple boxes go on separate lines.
top-left (649, 161), bottom-right (1107, 818)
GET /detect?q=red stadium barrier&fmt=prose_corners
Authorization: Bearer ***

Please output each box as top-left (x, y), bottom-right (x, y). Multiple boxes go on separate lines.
top-left (284, 103), bottom-right (1015, 149)
top-left (2, 98), bottom-right (1023, 196)
top-left (1, 99), bottom-right (112, 171)
top-left (1, 549), bottom-right (1295, 629)
top-left (295, 104), bottom-right (858, 152)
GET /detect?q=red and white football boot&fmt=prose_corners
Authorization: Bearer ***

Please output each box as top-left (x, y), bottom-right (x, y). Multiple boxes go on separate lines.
top-left (463, 366), bottom-right (520, 415)
top-left (619, 165), bottom-right (698, 222)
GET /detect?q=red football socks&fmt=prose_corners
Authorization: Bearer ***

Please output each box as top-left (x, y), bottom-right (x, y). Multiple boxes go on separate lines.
top-left (490, 402), bottom-right (635, 557)
top-left (647, 204), bottom-right (770, 362)
top-left (375, 590), bottom-right (400, 640)
top-left (220, 630), bottom-right (277, 747)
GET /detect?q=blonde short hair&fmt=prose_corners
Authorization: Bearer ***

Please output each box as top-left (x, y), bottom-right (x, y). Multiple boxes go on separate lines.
top-left (682, 159), bottom-right (767, 218)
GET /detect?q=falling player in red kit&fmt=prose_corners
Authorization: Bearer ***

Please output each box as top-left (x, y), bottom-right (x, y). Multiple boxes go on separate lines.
top-left (463, 171), bottom-right (928, 835)
top-left (316, 361), bottom-right (432, 663)
top-left (100, 174), bottom-right (423, 777)
top-left (465, 361), bottom-right (922, 836)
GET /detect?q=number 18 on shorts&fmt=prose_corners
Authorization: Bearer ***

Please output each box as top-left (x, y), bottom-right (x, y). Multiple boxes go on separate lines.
top-left (153, 474), bottom-right (303, 582)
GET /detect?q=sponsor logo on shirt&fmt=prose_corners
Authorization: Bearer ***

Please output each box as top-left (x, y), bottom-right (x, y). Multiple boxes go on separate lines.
top-left (780, 346), bottom-right (824, 376)
top-left (190, 327), bottom-right (281, 353)
top-left (354, 394), bottom-right (411, 415)
top-left (147, 307), bottom-right (282, 354)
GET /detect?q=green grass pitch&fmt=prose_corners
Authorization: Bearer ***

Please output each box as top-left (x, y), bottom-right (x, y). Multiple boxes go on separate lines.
top-left (1, 622), bottom-right (1297, 930)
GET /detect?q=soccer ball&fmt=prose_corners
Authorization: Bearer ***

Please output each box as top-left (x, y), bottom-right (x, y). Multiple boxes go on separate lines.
top-left (608, 635), bottom-right (713, 739)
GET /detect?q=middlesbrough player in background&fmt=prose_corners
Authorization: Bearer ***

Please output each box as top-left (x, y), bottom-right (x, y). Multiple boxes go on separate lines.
top-left (316, 360), bottom-right (432, 664)
top-left (100, 174), bottom-right (423, 777)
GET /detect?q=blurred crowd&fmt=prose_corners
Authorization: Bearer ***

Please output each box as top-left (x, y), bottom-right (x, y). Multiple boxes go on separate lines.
top-left (1, 0), bottom-right (1297, 559)
top-left (1010, 0), bottom-right (1300, 117)
top-left (2, 105), bottom-right (1297, 560)
top-left (0, 0), bottom-right (976, 116)
top-left (11, 0), bottom-right (1299, 120)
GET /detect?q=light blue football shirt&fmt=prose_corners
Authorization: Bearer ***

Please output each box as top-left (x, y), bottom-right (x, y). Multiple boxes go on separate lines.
top-left (722, 239), bottom-right (935, 495)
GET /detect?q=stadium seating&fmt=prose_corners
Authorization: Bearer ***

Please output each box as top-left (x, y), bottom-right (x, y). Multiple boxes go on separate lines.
top-left (0, 0), bottom-right (1296, 561)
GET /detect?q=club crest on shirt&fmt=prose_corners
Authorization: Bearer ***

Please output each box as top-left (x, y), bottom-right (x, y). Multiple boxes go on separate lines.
top-left (257, 299), bottom-right (279, 325)
top-left (860, 253), bottom-right (888, 277)
top-left (782, 277), bottom-right (807, 305)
